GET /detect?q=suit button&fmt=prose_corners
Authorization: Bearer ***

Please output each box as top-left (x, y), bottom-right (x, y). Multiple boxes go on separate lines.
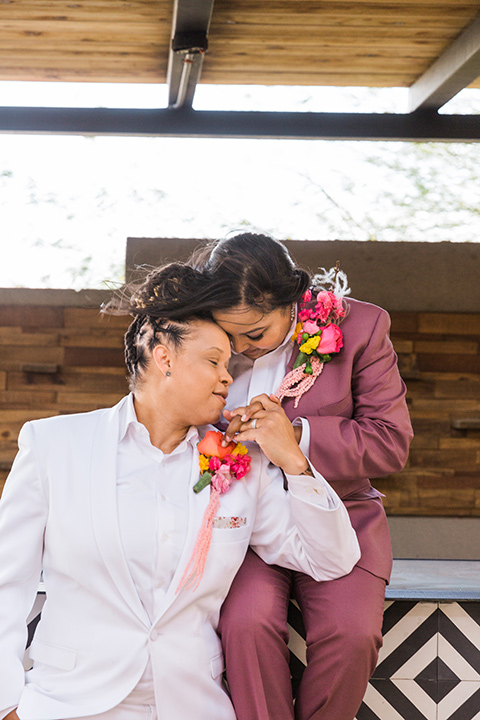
top-left (150, 629), bottom-right (159, 641)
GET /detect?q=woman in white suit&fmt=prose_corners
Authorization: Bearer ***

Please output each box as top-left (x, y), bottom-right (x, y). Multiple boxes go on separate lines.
top-left (0, 264), bottom-right (359, 720)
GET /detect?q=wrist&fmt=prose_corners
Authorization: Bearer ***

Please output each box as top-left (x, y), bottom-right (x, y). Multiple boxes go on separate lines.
top-left (281, 453), bottom-right (310, 476)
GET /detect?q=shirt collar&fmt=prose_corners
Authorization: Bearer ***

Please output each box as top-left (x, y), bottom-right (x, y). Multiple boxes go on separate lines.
top-left (119, 393), bottom-right (199, 449)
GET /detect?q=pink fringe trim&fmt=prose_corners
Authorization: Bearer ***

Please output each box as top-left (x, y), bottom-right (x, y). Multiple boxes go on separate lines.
top-left (176, 487), bottom-right (220, 593)
top-left (275, 358), bottom-right (324, 408)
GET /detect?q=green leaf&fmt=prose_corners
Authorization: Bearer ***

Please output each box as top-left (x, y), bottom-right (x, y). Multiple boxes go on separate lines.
top-left (293, 352), bottom-right (309, 369)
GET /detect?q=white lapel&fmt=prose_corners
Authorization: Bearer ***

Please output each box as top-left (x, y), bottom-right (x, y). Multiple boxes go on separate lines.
top-left (90, 399), bottom-right (150, 628)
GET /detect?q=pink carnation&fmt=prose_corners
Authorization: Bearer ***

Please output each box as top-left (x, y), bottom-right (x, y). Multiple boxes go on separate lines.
top-left (211, 465), bottom-right (233, 494)
top-left (315, 291), bottom-right (335, 323)
top-left (298, 308), bottom-right (310, 322)
top-left (222, 454), bottom-right (236, 468)
top-left (315, 290), bottom-right (345, 322)
top-left (302, 319), bottom-right (320, 335)
top-left (209, 456), bottom-right (222, 472)
top-left (302, 289), bottom-right (312, 303)
top-left (317, 324), bottom-right (343, 354)
top-left (231, 455), bottom-right (251, 479)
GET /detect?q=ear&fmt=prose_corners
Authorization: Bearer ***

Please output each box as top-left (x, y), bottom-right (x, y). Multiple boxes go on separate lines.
top-left (151, 344), bottom-right (172, 377)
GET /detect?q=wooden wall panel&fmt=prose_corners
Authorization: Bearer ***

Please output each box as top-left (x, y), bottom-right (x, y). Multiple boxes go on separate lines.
top-left (0, 302), bottom-right (479, 516)
top-left (0, 305), bottom-right (130, 495)
top-left (376, 311), bottom-right (480, 516)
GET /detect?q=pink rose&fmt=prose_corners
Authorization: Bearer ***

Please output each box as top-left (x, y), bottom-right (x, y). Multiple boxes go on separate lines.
top-left (302, 320), bottom-right (320, 335)
top-left (317, 324), bottom-right (343, 354)
top-left (211, 465), bottom-right (232, 494)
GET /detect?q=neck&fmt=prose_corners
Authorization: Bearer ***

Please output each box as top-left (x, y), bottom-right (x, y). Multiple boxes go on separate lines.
top-left (133, 391), bottom-right (190, 454)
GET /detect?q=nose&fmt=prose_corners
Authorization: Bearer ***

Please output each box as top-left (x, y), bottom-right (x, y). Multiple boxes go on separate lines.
top-left (231, 336), bottom-right (251, 354)
top-left (222, 368), bottom-right (233, 387)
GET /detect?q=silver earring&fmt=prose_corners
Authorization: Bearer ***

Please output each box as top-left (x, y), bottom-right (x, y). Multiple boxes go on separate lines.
top-left (166, 371), bottom-right (171, 377)
top-left (290, 304), bottom-right (296, 321)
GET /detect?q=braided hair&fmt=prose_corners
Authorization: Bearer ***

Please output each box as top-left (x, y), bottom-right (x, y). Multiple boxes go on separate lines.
top-left (103, 262), bottom-right (213, 389)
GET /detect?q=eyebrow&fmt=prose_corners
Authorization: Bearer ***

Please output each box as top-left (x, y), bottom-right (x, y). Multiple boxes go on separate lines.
top-left (243, 327), bottom-right (267, 335)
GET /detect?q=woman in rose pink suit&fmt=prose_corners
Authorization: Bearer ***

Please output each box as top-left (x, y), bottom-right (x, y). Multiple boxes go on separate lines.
top-left (191, 233), bottom-right (413, 720)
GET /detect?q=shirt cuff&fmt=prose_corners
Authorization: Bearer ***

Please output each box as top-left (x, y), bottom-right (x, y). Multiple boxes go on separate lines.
top-left (285, 461), bottom-right (340, 510)
top-left (293, 417), bottom-right (311, 458)
top-left (0, 707), bottom-right (17, 720)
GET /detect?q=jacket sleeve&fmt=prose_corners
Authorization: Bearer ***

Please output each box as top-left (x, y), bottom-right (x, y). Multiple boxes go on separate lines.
top-left (249, 454), bottom-right (360, 581)
top-left (305, 308), bottom-right (413, 485)
top-left (0, 423), bottom-right (47, 714)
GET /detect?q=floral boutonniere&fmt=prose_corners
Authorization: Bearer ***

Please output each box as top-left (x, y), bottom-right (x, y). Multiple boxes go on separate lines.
top-left (276, 265), bottom-right (348, 409)
top-left (194, 430), bottom-right (251, 494)
top-left (177, 431), bottom-right (252, 593)
top-left (292, 288), bottom-right (345, 374)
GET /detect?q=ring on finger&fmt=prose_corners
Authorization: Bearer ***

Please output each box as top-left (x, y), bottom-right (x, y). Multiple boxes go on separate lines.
top-left (251, 418), bottom-right (258, 430)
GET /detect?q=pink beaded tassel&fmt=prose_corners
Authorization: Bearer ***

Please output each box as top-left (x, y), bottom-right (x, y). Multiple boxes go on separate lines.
top-left (176, 487), bottom-right (220, 593)
top-left (275, 357), bottom-right (324, 408)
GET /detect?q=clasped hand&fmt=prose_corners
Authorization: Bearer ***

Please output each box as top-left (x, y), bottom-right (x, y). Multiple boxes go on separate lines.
top-left (223, 393), bottom-right (308, 476)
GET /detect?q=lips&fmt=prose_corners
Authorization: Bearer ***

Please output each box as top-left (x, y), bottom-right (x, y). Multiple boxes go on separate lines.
top-left (213, 392), bottom-right (228, 405)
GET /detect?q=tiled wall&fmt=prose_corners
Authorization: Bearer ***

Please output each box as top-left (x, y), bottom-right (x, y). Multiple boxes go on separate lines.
top-left (1, 300), bottom-right (479, 517)
top-left (289, 599), bottom-right (480, 720)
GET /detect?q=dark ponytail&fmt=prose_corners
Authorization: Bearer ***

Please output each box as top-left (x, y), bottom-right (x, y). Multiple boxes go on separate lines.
top-left (190, 233), bottom-right (310, 312)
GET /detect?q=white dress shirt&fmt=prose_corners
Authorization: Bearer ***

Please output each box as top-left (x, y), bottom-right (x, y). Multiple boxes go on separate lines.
top-left (115, 395), bottom-right (199, 704)
top-left (225, 314), bottom-right (311, 455)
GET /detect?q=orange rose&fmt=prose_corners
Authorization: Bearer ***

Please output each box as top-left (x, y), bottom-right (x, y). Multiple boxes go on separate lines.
top-left (198, 430), bottom-right (236, 459)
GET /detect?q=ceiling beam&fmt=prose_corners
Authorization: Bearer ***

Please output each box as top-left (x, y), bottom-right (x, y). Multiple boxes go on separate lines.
top-left (167, 0), bottom-right (216, 108)
top-left (0, 107), bottom-right (479, 142)
top-left (409, 15), bottom-right (480, 112)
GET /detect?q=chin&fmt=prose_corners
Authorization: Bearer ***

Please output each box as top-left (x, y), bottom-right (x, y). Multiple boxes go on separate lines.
top-left (191, 410), bottom-right (222, 428)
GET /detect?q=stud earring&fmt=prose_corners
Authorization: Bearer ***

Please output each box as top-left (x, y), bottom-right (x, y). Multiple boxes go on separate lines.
top-left (166, 371), bottom-right (171, 377)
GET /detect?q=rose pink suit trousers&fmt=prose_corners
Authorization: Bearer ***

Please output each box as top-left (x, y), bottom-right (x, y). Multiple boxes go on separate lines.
top-left (219, 298), bottom-right (413, 720)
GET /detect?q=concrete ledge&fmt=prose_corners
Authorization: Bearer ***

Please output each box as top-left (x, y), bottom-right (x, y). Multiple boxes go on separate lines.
top-left (126, 237), bottom-right (480, 312)
top-left (0, 288), bottom-right (111, 307)
top-left (387, 559), bottom-right (480, 601)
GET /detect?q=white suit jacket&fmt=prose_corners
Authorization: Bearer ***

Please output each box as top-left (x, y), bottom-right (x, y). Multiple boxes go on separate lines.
top-left (0, 398), bottom-right (360, 720)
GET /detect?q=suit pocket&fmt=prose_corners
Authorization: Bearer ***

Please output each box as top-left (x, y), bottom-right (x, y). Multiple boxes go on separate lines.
top-left (211, 524), bottom-right (251, 543)
top-left (314, 393), bottom-right (353, 417)
top-left (210, 651), bottom-right (225, 679)
top-left (29, 639), bottom-right (77, 671)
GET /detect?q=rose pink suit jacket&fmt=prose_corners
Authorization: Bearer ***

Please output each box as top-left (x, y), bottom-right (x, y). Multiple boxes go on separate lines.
top-left (281, 297), bottom-right (413, 582)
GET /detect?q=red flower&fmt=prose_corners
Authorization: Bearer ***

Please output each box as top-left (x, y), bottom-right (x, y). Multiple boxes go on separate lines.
top-left (198, 430), bottom-right (236, 458)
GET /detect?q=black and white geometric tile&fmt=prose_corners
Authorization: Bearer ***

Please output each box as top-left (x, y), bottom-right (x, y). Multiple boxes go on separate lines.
top-left (288, 600), bottom-right (480, 720)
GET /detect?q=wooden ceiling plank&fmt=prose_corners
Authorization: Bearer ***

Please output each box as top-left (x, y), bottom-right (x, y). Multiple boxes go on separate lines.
top-left (409, 13), bottom-right (480, 110)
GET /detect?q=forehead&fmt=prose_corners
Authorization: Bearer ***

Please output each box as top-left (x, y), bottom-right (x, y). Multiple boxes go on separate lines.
top-left (212, 305), bottom-right (268, 330)
top-left (187, 319), bottom-right (231, 350)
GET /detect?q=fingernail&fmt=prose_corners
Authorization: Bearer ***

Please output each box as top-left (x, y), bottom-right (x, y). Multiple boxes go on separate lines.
top-left (241, 414), bottom-right (249, 422)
